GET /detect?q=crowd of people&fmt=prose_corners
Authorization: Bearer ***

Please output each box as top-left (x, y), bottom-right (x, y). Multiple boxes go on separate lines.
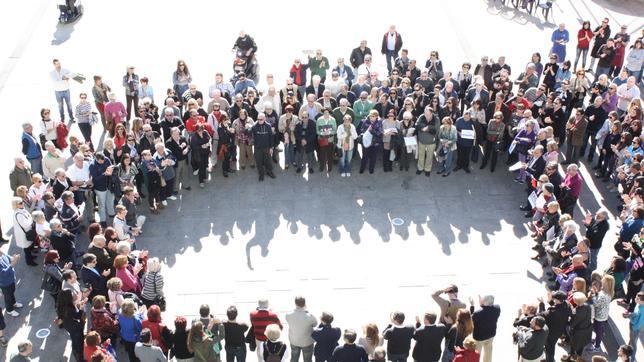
top-left (0, 17), bottom-right (643, 362)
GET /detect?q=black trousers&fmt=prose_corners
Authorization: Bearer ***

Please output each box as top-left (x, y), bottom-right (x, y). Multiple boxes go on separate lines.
top-left (125, 95), bottom-right (138, 121)
top-left (383, 148), bottom-right (393, 171)
top-left (481, 141), bottom-right (500, 171)
top-left (360, 146), bottom-right (378, 172)
top-left (318, 144), bottom-right (334, 171)
top-left (254, 149), bottom-right (273, 176)
top-left (456, 145), bottom-right (472, 169)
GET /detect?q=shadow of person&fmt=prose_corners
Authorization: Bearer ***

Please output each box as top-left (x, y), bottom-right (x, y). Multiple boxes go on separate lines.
top-left (244, 209), bottom-right (279, 270)
top-left (51, 22), bottom-right (77, 46)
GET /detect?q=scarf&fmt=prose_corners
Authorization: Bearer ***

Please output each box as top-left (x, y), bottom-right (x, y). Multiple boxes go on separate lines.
top-left (343, 124), bottom-right (351, 146)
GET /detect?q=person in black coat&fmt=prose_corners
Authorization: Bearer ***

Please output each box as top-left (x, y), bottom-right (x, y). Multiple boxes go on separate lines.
top-left (350, 41), bottom-right (372, 69)
top-left (80, 253), bottom-right (108, 300)
top-left (312, 312), bottom-right (342, 362)
top-left (568, 294), bottom-right (592, 361)
top-left (474, 57), bottom-right (495, 90)
top-left (217, 116), bottom-right (236, 177)
top-left (485, 95), bottom-right (511, 127)
top-left (381, 26), bottom-right (403, 75)
top-left (49, 221), bottom-right (76, 265)
top-left (139, 125), bottom-right (161, 154)
top-left (159, 111), bottom-right (185, 141)
top-left (331, 329), bottom-right (368, 362)
top-left (251, 113), bottom-right (275, 181)
top-left (583, 209), bottom-right (610, 272)
top-left (295, 112), bottom-right (318, 173)
top-left (412, 312), bottom-right (447, 362)
top-left (538, 291), bottom-right (571, 362)
top-left (382, 311), bottom-right (415, 362)
top-left (189, 125), bottom-right (211, 186)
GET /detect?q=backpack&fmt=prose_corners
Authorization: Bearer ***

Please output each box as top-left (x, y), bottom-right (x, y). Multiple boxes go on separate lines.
top-left (264, 342), bottom-right (283, 362)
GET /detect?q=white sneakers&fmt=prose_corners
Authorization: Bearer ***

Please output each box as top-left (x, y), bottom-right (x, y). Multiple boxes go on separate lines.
top-left (346, 173), bottom-right (351, 177)
top-left (8, 310), bottom-right (19, 317)
top-left (167, 196), bottom-right (177, 201)
top-left (13, 302), bottom-right (22, 308)
top-left (193, 170), bottom-right (199, 176)
top-left (341, 173), bottom-right (346, 177)
top-left (161, 200), bottom-right (168, 206)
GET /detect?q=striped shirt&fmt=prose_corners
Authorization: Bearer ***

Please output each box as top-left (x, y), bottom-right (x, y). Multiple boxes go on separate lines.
top-left (141, 271), bottom-right (164, 301)
top-left (75, 101), bottom-right (93, 124)
top-left (250, 309), bottom-right (282, 341)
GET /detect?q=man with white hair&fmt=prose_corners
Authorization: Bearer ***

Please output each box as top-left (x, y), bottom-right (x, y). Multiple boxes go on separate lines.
top-left (325, 71), bottom-right (345, 97)
top-left (9, 156), bottom-right (33, 194)
top-left (350, 40), bottom-right (372, 69)
top-left (381, 25), bottom-right (403, 75)
top-left (257, 86), bottom-right (281, 115)
top-left (469, 294), bottom-right (500, 362)
top-left (616, 76), bottom-right (641, 117)
top-left (42, 141), bottom-right (65, 181)
top-left (207, 89), bottom-right (231, 113)
top-left (250, 298), bottom-right (283, 361)
top-left (20, 123), bottom-right (43, 175)
top-left (357, 55), bottom-right (374, 79)
top-left (159, 108), bottom-right (184, 141)
top-left (306, 75), bottom-right (325, 99)
top-left (161, 97), bottom-right (181, 118)
top-left (560, 163), bottom-right (583, 216)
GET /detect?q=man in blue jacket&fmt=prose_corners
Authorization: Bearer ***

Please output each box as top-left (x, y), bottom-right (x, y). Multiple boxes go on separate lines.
top-left (0, 250), bottom-right (23, 317)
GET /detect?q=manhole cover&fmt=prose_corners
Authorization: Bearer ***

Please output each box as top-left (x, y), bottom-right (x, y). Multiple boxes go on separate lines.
top-left (36, 328), bottom-right (50, 338)
top-left (391, 218), bottom-right (404, 226)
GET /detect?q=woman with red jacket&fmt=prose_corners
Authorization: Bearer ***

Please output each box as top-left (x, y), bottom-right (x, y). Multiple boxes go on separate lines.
top-left (574, 21), bottom-right (594, 71)
top-left (142, 305), bottom-right (172, 356)
top-left (453, 337), bottom-right (480, 361)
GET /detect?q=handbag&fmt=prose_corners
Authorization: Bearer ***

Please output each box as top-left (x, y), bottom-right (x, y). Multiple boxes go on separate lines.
top-left (362, 131), bottom-right (373, 148)
top-left (318, 136), bottom-right (329, 147)
top-left (245, 326), bottom-right (256, 351)
top-left (15, 213), bottom-right (38, 243)
top-left (151, 272), bottom-right (166, 312)
top-left (89, 112), bottom-right (99, 126)
top-left (41, 270), bottom-right (60, 294)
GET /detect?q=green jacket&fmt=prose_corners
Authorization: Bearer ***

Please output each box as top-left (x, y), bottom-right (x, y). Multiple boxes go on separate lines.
top-left (353, 100), bottom-right (373, 124)
top-left (309, 56), bottom-right (330, 78)
top-left (332, 108), bottom-right (356, 128)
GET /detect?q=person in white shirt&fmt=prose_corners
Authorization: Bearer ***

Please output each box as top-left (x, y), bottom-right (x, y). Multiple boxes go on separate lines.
top-left (50, 59), bottom-right (75, 122)
top-left (616, 76), bottom-right (641, 116)
top-left (66, 153), bottom-right (94, 223)
top-left (325, 71), bottom-right (344, 97)
top-left (285, 296), bottom-right (317, 362)
top-left (113, 205), bottom-right (138, 242)
top-left (357, 55), bottom-right (374, 79)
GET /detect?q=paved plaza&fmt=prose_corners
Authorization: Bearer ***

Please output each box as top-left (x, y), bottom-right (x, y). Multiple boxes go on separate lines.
top-left (0, 0), bottom-right (643, 360)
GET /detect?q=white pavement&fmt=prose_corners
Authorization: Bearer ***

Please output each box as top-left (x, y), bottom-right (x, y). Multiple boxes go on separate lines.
top-left (0, 0), bottom-right (642, 361)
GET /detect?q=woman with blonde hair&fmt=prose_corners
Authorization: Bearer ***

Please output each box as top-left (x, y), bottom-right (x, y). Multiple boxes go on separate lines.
top-left (15, 185), bottom-right (36, 212)
top-left (130, 117), bottom-right (144, 141)
top-left (437, 117), bottom-right (457, 177)
top-left (118, 298), bottom-right (145, 361)
top-left (263, 323), bottom-right (287, 362)
top-left (357, 323), bottom-right (383, 359)
top-left (28, 173), bottom-right (47, 210)
top-left (453, 336), bottom-right (480, 361)
top-left (188, 320), bottom-right (218, 361)
top-left (545, 140), bottom-right (559, 163)
top-left (590, 274), bottom-right (614, 351)
top-left (12, 196), bottom-right (37, 266)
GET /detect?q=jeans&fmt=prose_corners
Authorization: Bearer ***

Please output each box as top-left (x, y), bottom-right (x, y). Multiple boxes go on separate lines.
top-left (339, 148), bottom-right (353, 174)
top-left (417, 143), bottom-right (436, 172)
top-left (1, 283), bottom-right (16, 312)
top-left (595, 65), bottom-right (610, 79)
top-left (284, 142), bottom-right (296, 166)
top-left (573, 47), bottom-right (589, 70)
top-left (291, 344), bottom-right (313, 362)
top-left (474, 337), bottom-right (494, 362)
top-left (626, 68), bottom-right (642, 84)
top-left (28, 157), bottom-right (43, 175)
top-left (226, 345), bottom-right (247, 362)
top-left (78, 122), bottom-right (92, 144)
top-left (629, 325), bottom-right (643, 358)
top-left (589, 248), bottom-right (600, 272)
top-left (385, 50), bottom-right (398, 74)
top-left (123, 340), bottom-right (139, 362)
top-left (55, 89), bottom-right (73, 120)
top-left (593, 319), bottom-right (606, 348)
top-left (94, 189), bottom-right (115, 223)
top-left (441, 150), bottom-right (455, 172)
top-left (125, 94), bottom-right (138, 121)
